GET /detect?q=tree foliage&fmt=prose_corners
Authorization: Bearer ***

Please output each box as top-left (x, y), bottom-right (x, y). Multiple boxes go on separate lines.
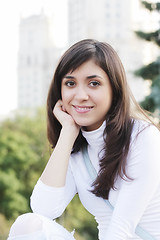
top-left (0, 108), bottom-right (49, 219)
top-left (135, 57), bottom-right (160, 79)
top-left (141, 1), bottom-right (160, 11)
top-left (134, 1), bottom-right (160, 115)
top-left (135, 30), bottom-right (160, 46)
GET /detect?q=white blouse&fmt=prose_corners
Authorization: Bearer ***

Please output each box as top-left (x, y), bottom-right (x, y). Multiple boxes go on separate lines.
top-left (30, 120), bottom-right (160, 240)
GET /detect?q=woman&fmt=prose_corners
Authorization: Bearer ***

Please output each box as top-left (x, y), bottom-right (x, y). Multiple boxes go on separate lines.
top-left (8, 39), bottom-right (160, 240)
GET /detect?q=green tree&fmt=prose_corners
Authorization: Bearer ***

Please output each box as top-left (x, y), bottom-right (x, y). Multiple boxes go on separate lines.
top-left (0, 108), bottom-right (49, 220)
top-left (135, 1), bottom-right (160, 115)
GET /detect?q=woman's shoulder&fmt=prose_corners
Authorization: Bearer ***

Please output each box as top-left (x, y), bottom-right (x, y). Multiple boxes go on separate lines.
top-left (127, 119), bottom-right (160, 168)
top-left (131, 118), bottom-right (160, 144)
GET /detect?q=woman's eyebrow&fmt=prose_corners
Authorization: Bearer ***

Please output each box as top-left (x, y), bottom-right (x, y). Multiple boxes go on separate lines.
top-left (63, 75), bottom-right (102, 79)
top-left (87, 75), bottom-right (102, 79)
top-left (64, 75), bottom-right (75, 79)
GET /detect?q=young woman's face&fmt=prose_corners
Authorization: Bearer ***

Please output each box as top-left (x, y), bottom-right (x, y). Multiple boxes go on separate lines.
top-left (61, 60), bottom-right (112, 131)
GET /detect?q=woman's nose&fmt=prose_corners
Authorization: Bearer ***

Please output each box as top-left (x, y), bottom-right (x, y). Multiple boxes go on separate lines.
top-left (75, 86), bottom-right (89, 101)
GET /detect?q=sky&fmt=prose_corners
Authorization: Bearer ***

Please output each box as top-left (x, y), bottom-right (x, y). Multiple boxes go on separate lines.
top-left (0, 0), bottom-right (68, 117)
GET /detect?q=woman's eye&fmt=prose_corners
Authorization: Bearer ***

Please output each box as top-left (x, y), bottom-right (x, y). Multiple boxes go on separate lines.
top-left (89, 81), bottom-right (100, 87)
top-left (65, 81), bottom-right (75, 87)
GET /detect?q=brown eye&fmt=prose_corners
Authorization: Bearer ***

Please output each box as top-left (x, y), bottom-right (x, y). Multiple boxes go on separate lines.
top-left (89, 81), bottom-right (100, 87)
top-left (65, 81), bottom-right (76, 87)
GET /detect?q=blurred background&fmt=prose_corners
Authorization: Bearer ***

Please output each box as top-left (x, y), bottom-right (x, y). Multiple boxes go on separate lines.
top-left (0, 0), bottom-right (159, 239)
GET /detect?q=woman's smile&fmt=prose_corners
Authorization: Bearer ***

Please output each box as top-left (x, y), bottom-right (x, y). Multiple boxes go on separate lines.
top-left (61, 60), bottom-right (112, 131)
top-left (72, 105), bottom-right (94, 113)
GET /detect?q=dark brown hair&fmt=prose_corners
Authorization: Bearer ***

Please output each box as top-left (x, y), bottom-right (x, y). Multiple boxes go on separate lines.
top-left (47, 39), bottom-right (153, 199)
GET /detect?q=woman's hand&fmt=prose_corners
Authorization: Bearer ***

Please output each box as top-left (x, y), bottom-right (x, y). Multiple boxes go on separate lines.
top-left (53, 100), bottom-right (80, 138)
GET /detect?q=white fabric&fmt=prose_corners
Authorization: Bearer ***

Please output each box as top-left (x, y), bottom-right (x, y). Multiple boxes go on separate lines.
top-left (30, 120), bottom-right (160, 240)
top-left (8, 213), bottom-right (75, 240)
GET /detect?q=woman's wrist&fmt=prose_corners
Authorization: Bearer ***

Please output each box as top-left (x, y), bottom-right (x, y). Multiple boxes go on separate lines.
top-left (61, 125), bottom-right (79, 143)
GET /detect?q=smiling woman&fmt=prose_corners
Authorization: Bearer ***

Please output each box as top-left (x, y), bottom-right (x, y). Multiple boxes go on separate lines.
top-left (61, 60), bottom-right (112, 131)
top-left (8, 39), bottom-right (160, 240)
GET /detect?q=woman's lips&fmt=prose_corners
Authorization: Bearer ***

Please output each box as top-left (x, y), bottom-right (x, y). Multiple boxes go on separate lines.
top-left (73, 105), bottom-right (93, 113)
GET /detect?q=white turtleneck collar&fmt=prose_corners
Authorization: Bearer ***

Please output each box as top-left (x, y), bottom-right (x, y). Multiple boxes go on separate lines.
top-left (81, 121), bottom-right (106, 147)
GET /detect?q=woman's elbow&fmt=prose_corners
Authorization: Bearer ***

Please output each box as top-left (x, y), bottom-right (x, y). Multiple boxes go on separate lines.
top-left (30, 195), bottom-right (66, 219)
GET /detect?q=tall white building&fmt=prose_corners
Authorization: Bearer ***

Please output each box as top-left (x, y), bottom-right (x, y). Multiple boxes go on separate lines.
top-left (68, 0), bottom-right (131, 43)
top-left (68, 0), bottom-right (158, 101)
top-left (18, 11), bottom-right (61, 109)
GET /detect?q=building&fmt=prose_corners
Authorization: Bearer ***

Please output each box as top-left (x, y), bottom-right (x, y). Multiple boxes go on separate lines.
top-left (68, 0), bottom-right (158, 101)
top-left (18, 11), bottom-right (61, 109)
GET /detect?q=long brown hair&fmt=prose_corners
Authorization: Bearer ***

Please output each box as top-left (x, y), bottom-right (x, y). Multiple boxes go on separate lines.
top-left (47, 39), bottom-right (155, 199)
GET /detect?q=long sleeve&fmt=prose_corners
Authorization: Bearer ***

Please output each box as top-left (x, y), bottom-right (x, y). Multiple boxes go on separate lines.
top-left (104, 124), bottom-right (160, 240)
top-left (30, 162), bottom-right (77, 219)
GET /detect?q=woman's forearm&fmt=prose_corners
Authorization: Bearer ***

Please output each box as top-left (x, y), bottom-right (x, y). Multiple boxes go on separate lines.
top-left (40, 127), bottom-right (77, 187)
